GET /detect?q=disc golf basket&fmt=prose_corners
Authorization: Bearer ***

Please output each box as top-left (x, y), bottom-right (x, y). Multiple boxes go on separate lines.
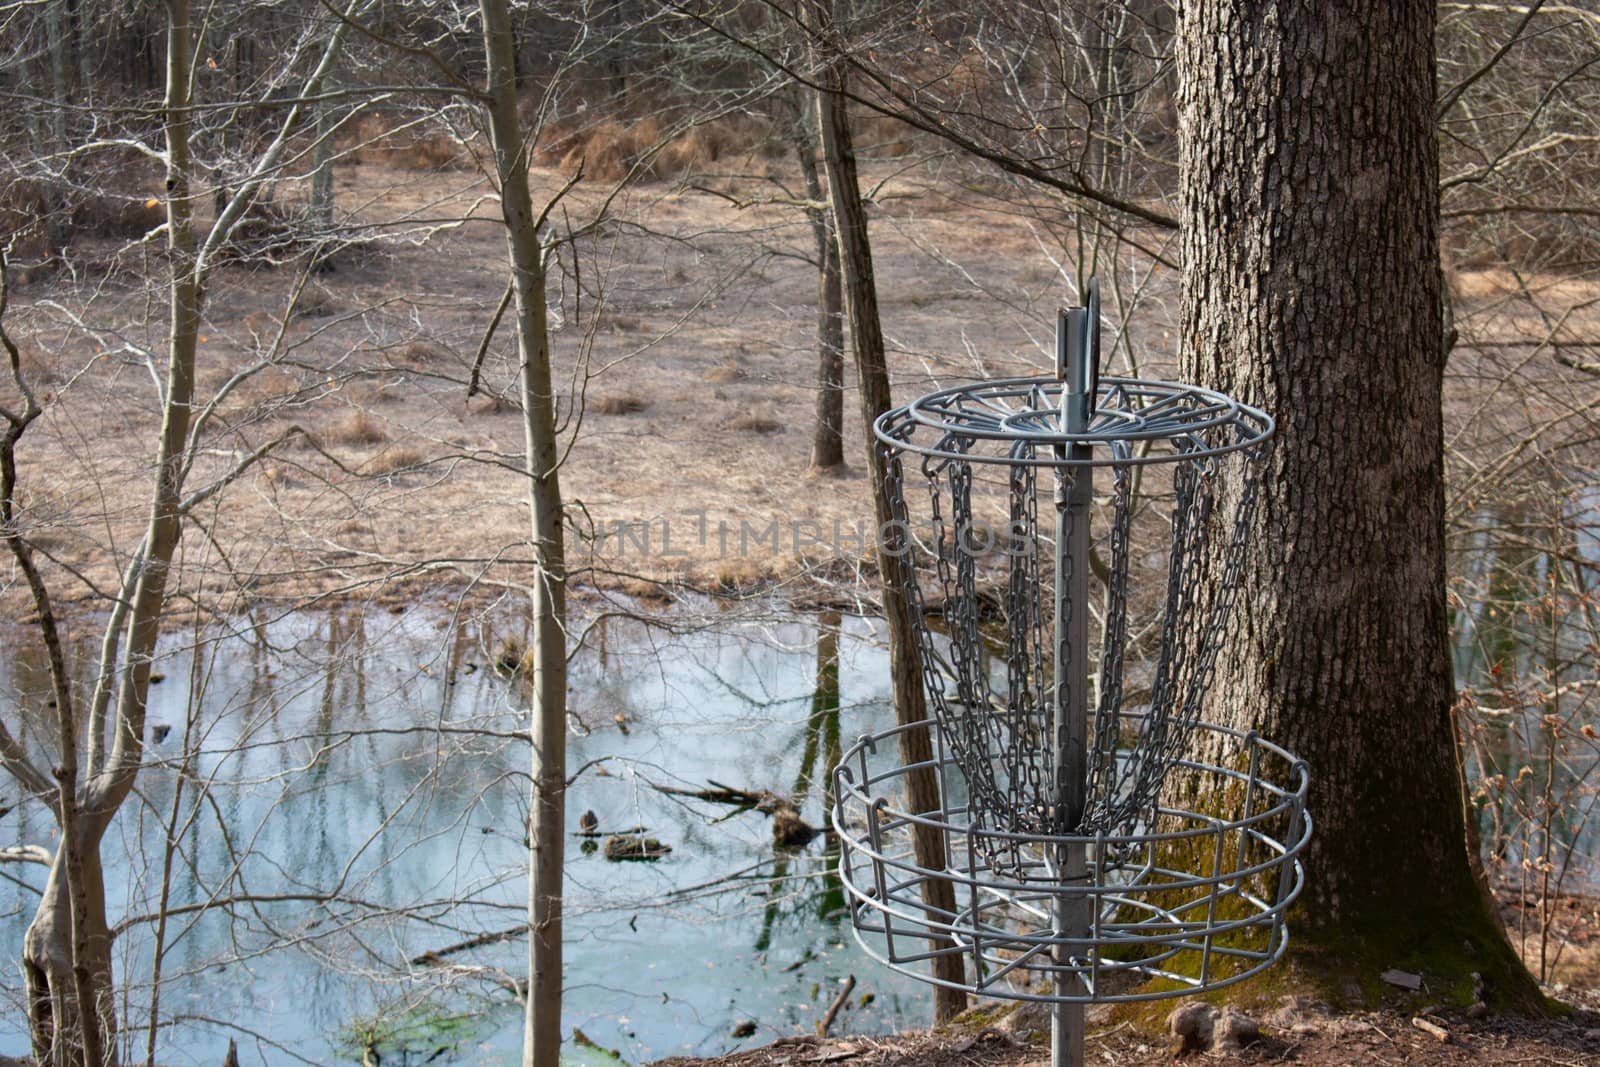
top-left (832, 281), bottom-right (1312, 1067)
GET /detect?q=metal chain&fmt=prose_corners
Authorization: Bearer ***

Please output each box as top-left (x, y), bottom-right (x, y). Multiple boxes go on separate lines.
top-left (881, 408), bottom-right (1268, 877)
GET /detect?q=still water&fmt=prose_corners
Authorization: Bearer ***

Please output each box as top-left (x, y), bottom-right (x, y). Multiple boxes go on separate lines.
top-left (1, 488), bottom-right (1594, 1064)
top-left (0, 607), bottom-right (928, 1065)
top-left (1451, 488), bottom-right (1600, 897)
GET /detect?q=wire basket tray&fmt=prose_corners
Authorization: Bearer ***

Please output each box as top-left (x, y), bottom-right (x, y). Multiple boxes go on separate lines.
top-left (832, 714), bottom-right (1311, 1003)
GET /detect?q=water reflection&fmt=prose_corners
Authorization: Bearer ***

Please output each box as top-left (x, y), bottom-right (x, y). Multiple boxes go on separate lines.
top-left (1452, 491), bottom-right (1600, 908)
top-left (0, 607), bottom-right (925, 1065)
top-left (755, 613), bottom-right (846, 956)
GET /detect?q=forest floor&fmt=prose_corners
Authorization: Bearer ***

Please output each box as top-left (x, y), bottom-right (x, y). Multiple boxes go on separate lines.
top-left (6, 158), bottom-right (1597, 619)
top-left (652, 889), bottom-right (1600, 1067)
top-left (650, 1000), bottom-right (1600, 1067)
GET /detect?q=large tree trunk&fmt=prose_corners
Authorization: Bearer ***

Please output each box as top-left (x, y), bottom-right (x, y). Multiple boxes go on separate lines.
top-left (479, 2), bottom-right (570, 1063)
top-left (812, 8), bottom-right (966, 1022)
top-left (1175, 0), bottom-right (1540, 1008)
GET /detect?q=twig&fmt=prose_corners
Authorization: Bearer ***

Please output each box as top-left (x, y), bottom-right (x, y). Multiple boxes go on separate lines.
top-left (648, 778), bottom-right (781, 809)
top-left (817, 975), bottom-right (856, 1038)
top-left (1412, 1015), bottom-right (1451, 1043)
top-left (467, 281), bottom-right (513, 398)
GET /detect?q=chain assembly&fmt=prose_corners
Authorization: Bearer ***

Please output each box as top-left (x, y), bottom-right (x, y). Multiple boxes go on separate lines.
top-left (836, 284), bottom-right (1309, 1067)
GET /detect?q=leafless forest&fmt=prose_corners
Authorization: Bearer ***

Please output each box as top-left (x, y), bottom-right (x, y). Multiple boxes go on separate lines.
top-left (0, 2), bottom-right (1598, 1065)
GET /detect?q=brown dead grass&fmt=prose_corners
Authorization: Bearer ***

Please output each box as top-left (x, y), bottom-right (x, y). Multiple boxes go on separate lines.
top-left (546, 113), bottom-right (781, 184)
top-left (470, 394), bottom-right (514, 416)
top-left (593, 394), bottom-right (650, 415)
top-left (714, 558), bottom-right (769, 591)
top-left (554, 116), bottom-right (662, 183)
top-left (387, 340), bottom-right (447, 369)
top-left (211, 365), bottom-right (299, 402)
top-left (729, 415), bottom-right (782, 435)
top-left (11, 158), bottom-right (1592, 619)
top-left (367, 445), bottom-right (426, 475)
top-left (329, 410), bottom-right (387, 446)
top-left (2, 171), bottom-right (164, 269)
top-left (344, 112), bottom-right (470, 171)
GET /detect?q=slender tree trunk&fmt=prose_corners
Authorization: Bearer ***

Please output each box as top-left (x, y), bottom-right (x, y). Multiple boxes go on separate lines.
top-left (793, 108), bottom-right (845, 472)
top-left (20, 1), bottom-right (208, 1059)
top-left (311, 101), bottom-right (335, 232)
top-left (480, 2), bottom-right (569, 1063)
top-left (1175, 0), bottom-right (1541, 1009)
top-left (69, 0), bottom-right (91, 102)
top-left (11, 0), bottom-right (329, 1055)
top-left (811, 240), bottom-right (845, 470)
top-left (812, 6), bottom-right (966, 1022)
top-left (44, 0), bottom-right (71, 254)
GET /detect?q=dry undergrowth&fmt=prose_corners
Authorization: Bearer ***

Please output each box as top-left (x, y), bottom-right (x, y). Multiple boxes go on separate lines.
top-left (329, 409), bottom-right (388, 446)
top-left (649, 997), bottom-right (1600, 1067)
top-left (593, 394), bottom-right (650, 415)
top-left (729, 415), bottom-right (783, 435)
top-left (366, 445), bottom-right (426, 475)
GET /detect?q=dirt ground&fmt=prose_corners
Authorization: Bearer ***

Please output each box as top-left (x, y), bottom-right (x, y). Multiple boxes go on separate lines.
top-left (6, 157), bottom-right (1596, 619)
top-left (648, 889), bottom-right (1600, 1067)
top-left (6, 158), bottom-right (1064, 617)
top-left (649, 1001), bottom-right (1600, 1067)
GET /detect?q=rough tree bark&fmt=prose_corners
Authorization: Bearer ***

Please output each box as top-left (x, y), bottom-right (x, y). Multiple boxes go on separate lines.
top-left (1175, 0), bottom-right (1541, 1008)
top-left (812, 3), bottom-right (966, 1022)
top-left (479, 1), bottom-right (570, 1063)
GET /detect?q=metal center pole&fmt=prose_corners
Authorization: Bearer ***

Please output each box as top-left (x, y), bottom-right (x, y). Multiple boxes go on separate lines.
top-left (1052, 285), bottom-right (1097, 1067)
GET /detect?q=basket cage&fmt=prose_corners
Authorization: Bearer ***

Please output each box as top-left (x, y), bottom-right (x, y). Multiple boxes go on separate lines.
top-left (832, 297), bottom-right (1309, 1011)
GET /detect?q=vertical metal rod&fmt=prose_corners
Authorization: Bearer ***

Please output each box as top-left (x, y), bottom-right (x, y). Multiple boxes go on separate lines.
top-left (1051, 283), bottom-right (1096, 1067)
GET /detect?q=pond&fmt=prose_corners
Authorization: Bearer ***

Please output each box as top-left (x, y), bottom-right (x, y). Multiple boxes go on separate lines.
top-left (0, 606), bottom-right (930, 1065)
top-left (0, 483), bottom-right (1595, 1064)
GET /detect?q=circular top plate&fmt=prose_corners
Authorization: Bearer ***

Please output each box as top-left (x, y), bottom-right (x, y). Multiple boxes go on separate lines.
top-left (876, 375), bottom-right (1274, 466)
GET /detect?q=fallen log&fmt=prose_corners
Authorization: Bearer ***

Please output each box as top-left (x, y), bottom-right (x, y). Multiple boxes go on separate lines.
top-left (649, 778), bottom-right (785, 812)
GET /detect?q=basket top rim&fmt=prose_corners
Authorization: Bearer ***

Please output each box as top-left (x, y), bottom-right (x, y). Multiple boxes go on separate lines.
top-left (875, 375), bottom-right (1275, 465)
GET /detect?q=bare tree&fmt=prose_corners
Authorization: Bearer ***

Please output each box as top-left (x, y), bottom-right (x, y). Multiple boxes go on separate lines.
top-left (0, 1), bottom-right (368, 1059)
top-left (808, 0), bottom-right (966, 1023)
top-left (790, 92), bottom-right (847, 474)
top-left (476, 1), bottom-right (573, 1062)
